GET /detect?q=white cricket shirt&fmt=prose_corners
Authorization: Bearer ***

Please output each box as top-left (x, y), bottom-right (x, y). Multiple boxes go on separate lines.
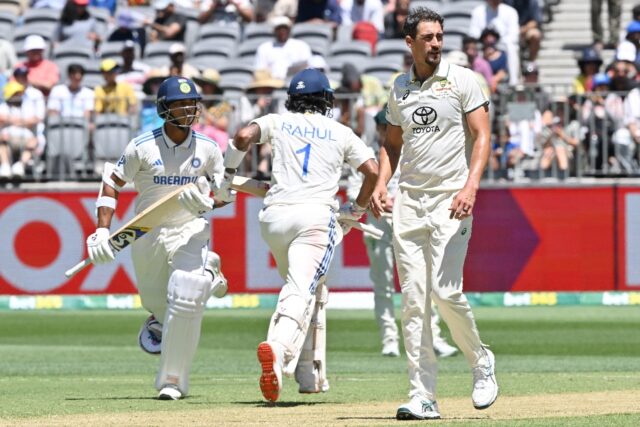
top-left (252, 111), bottom-right (374, 210)
top-left (113, 126), bottom-right (224, 224)
top-left (386, 59), bottom-right (489, 192)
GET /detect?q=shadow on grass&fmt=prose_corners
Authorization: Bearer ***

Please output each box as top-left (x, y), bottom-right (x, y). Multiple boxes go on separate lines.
top-left (236, 400), bottom-right (336, 407)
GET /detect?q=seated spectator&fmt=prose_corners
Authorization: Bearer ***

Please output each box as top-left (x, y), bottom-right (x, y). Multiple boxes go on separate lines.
top-left (0, 82), bottom-right (40, 178)
top-left (383, 0), bottom-right (409, 39)
top-left (341, 61), bottom-right (386, 115)
top-left (198, 0), bottom-right (255, 25)
top-left (462, 36), bottom-right (494, 94)
top-left (151, 42), bottom-right (200, 80)
top-left (295, 0), bottom-right (342, 27)
top-left (521, 61), bottom-right (551, 112)
top-left (340, 0), bottom-right (385, 35)
top-left (12, 65), bottom-right (46, 165)
top-left (480, 28), bottom-right (509, 93)
top-left (622, 84), bottom-right (640, 168)
top-left (573, 47), bottom-right (603, 95)
top-left (469, 0), bottom-right (521, 85)
top-left (117, 40), bottom-right (151, 98)
top-left (94, 59), bottom-right (138, 116)
top-left (266, 0), bottom-right (298, 21)
top-left (32, 0), bottom-right (66, 10)
top-left (139, 71), bottom-right (167, 134)
top-left (56, 0), bottom-right (102, 50)
top-left (15, 35), bottom-right (60, 96)
top-left (192, 69), bottom-right (231, 152)
top-left (504, 0), bottom-right (542, 62)
top-left (254, 16), bottom-right (312, 80)
top-left (47, 63), bottom-right (94, 120)
top-left (90, 0), bottom-right (117, 16)
top-left (108, 9), bottom-right (148, 55)
top-left (144, 0), bottom-right (187, 42)
top-left (608, 59), bottom-right (636, 93)
top-left (539, 98), bottom-right (581, 179)
top-left (615, 21), bottom-right (640, 67)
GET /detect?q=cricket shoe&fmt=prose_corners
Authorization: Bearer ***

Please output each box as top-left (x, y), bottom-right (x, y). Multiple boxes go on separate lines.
top-left (138, 315), bottom-right (162, 355)
top-left (472, 347), bottom-right (498, 409)
top-left (257, 341), bottom-right (283, 402)
top-left (396, 396), bottom-right (441, 420)
top-left (205, 251), bottom-right (228, 298)
top-left (158, 384), bottom-right (182, 400)
top-left (296, 361), bottom-right (330, 394)
top-left (434, 338), bottom-right (458, 358)
top-left (382, 340), bottom-right (400, 357)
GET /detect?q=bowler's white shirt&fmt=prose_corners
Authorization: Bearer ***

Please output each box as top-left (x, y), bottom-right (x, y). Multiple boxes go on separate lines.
top-left (386, 59), bottom-right (489, 192)
top-left (252, 111), bottom-right (374, 209)
top-left (114, 126), bottom-right (224, 225)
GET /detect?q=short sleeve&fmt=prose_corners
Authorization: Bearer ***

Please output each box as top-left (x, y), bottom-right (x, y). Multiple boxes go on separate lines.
top-left (344, 129), bottom-right (375, 170)
top-left (113, 141), bottom-right (140, 183)
top-left (385, 86), bottom-right (402, 126)
top-left (251, 114), bottom-right (277, 145)
top-left (459, 68), bottom-right (489, 114)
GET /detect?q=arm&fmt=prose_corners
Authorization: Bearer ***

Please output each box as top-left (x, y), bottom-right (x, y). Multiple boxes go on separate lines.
top-left (215, 122), bottom-right (262, 202)
top-left (449, 104), bottom-right (491, 220)
top-left (230, 0), bottom-right (254, 22)
top-left (353, 158), bottom-right (379, 208)
top-left (96, 174), bottom-right (126, 229)
top-left (370, 123), bottom-right (403, 218)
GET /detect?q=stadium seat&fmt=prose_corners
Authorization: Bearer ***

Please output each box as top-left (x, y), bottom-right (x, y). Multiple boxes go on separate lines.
top-left (52, 42), bottom-right (93, 61)
top-left (238, 38), bottom-right (266, 59)
top-left (443, 16), bottom-right (471, 35)
top-left (12, 23), bottom-right (57, 44)
top-left (22, 8), bottom-right (60, 25)
top-left (363, 60), bottom-right (401, 86)
top-left (243, 22), bottom-right (273, 42)
top-left (100, 41), bottom-right (141, 60)
top-left (217, 61), bottom-right (254, 78)
top-left (189, 39), bottom-right (235, 61)
top-left (376, 39), bottom-right (409, 58)
top-left (291, 23), bottom-right (333, 43)
top-left (443, 33), bottom-right (464, 52)
top-left (0, 10), bottom-right (16, 35)
top-left (0, 0), bottom-right (21, 15)
top-left (329, 40), bottom-right (372, 60)
top-left (304, 38), bottom-right (330, 57)
top-left (45, 116), bottom-right (90, 180)
top-left (218, 73), bottom-right (252, 94)
top-left (93, 114), bottom-right (133, 163)
top-left (335, 23), bottom-right (353, 42)
top-left (197, 23), bottom-right (241, 43)
top-left (327, 56), bottom-right (365, 73)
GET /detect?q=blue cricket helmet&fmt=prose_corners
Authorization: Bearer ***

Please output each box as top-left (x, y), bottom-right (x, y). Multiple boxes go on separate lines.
top-left (156, 76), bottom-right (202, 127)
top-left (288, 68), bottom-right (333, 96)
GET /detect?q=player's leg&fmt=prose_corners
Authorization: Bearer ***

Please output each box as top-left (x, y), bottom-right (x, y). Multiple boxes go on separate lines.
top-left (430, 303), bottom-right (458, 358)
top-left (204, 250), bottom-right (228, 298)
top-left (429, 193), bottom-right (497, 410)
top-left (295, 280), bottom-right (330, 393)
top-left (155, 219), bottom-right (212, 399)
top-left (365, 216), bottom-right (400, 357)
top-left (392, 189), bottom-right (439, 415)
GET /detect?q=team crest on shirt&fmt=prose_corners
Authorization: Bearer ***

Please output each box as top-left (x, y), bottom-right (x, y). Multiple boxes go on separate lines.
top-left (191, 157), bottom-right (201, 168)
top-left (433, 79), bottom-right (453, 97)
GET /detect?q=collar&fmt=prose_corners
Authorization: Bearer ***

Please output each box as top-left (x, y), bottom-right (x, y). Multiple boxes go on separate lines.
top-left (409, 59), bottom-right (450, 84)
top-left (161, 125), bottom-right (193, 149)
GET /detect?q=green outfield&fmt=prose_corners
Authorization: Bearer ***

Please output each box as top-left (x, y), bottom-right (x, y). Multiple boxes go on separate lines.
top-left (1, 306), bottom-right (639, 426)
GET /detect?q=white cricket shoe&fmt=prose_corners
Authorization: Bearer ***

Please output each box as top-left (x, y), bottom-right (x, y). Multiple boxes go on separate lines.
top-left (296, 361), bottom-right (330, 394)
top-left (158, 384), bottom-right (182, 400)
top-left (382, 340), bottom-right (400, 357)
top-left (205, 251), bottom-right (228, 298)
top-left (11, 162), bottom-right (24, 178)
top-left (472, 347), bottom-right (498, 409)
top-left (434, 338), bottom-right (458, 358)
top-left (0, 163), bottom-right (11, 178)
top-left (138, 315), bottom-right (162, 355)
top-left (396, 396), bottom-right (441, 420)
top-left (257, 341), bottom-right (283, 402)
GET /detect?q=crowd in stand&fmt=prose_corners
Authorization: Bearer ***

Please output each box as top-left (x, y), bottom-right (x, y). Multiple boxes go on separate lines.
top-left (0, 0), bottom-right (639, 183)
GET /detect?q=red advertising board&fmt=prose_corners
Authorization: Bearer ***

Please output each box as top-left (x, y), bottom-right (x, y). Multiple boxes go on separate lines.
top-left (0, 186), bottom-right (637, 295)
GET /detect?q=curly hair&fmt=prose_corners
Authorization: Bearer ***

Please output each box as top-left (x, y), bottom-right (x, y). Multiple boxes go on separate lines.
top-left (403, 7), bottom-right (444, 39)
top-left (285, 92), bottom-right (334, 116)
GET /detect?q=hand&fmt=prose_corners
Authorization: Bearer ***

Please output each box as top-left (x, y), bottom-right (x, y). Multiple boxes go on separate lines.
top-left (369, 184), bottom-right (388, 219)
top-left (449, 185), bottom-right (477, 220)
top-left (213, 170), bottom-right (237, 203)
top-left (86, 227), bottom-right (115, 264)
top-left (336, 201), bottom-right (366, 236)
top-left (178, 185), bottom-right (214, 216)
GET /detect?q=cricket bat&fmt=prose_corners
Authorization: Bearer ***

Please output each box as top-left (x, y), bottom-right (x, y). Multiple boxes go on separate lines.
top-left (230, 176), bottom-right (384, 240)
top-left (64, 183), bottom-right (197, 279)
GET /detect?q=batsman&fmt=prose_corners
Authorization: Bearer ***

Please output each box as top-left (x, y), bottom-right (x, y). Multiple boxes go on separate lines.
top-left (221, 68), bottom-right (378, 402)
top-left (85, 77), bottom-right (233, 400)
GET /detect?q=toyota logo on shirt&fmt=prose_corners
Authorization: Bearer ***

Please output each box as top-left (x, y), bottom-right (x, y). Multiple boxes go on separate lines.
top-left (412, 107), bottom-right (437, 125)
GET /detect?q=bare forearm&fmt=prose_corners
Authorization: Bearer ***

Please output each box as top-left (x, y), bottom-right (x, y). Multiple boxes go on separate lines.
top-left (466, 136), bottom-right (490, 189)
top-left (355, 159), bottom-right (379, 207)
top-left (97, 184), bottom-right (118, 228)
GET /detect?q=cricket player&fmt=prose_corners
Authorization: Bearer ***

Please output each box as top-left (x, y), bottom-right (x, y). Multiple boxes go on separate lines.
top-left (347, 108), bottom-right (458, 359)
top-left (217, 68), bottom-right (378, 402)
top-left (370, 8), bottom-right (497, 420)
top-left (85, 76), bottom-right (230, 400)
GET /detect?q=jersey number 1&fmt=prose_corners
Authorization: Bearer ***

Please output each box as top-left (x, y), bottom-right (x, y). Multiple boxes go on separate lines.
top-left (295, 144), bottom-right (311, 176)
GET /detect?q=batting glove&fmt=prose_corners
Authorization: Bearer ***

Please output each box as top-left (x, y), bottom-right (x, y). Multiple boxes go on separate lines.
top-left (336, 201), bottom-right (367, 236)
top-left (178, 185), bottom-right (214, 216)
top-left (86, 227), bottom-right (115, 264)
top-left (214, 170), bottom-right (237, 203)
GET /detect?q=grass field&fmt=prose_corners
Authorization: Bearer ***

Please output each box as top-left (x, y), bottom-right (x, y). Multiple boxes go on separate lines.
top-left (1, 306), bottom-right (639, 426)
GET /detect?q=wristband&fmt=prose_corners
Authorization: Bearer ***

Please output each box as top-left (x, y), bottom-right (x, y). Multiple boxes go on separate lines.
top-left (223, 140), bottom-right (247, 169)
top-left (96, 196), bottom-right (117, 210)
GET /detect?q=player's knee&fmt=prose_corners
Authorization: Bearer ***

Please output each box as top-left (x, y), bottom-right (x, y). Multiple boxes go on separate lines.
top-left (275, 292), bottom-right (312, 328)
top-left (167, 270), bottom-right (211, 315)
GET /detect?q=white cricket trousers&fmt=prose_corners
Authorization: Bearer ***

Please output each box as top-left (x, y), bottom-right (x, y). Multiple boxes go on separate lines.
top-left (392, 188), bottom-right (485, 401)
top-left (131, 217), bottom-right (210, 321)
top-left (364, 215), bottom-right (399, 347)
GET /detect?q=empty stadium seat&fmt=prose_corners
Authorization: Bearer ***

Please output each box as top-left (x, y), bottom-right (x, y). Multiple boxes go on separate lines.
top-left (243, 22), bottom-right (273, 42)
top-left (93, 114), bottom-right (133, 163)
top-left (0, 10), bottom-right (16, 35)
top-left (45, 116), bottom-right (90, 180)
top-left (291, 23), bottom-right (333, 43)
top-left (100, 41), bottom-right (141, 60)
top-left (329, 40), bottom-right (372, 60)
top-left (197, 23), bottom-right (241, 43)
top-left (238, 38), bottom-right (266, 59)
top-left (189, 39), bottom-right (235, 60)
top-left (376, 39), bottom-right (409, 58)
top-left (22, 8), bottom-right (60, 25)
top-left (52, 42), bottom-right (93, 61)
top-left (0, 0), bottom-right (21, 15)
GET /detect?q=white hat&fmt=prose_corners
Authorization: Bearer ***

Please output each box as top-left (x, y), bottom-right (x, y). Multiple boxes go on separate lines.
top-left (24, 35), bottom-right (47, 51)
top-left (308, 55), bottom-right (328, 72)
top-left (446, 50), bottom-right (469, 68)
top-left (153, 0), bottom-right (172, 10)
top-left (169, 42), bottom-right (186, 55)
top-left (270, 16), bottom-right (292, 28)
top-left (616, 41), bottom-right (637, 62)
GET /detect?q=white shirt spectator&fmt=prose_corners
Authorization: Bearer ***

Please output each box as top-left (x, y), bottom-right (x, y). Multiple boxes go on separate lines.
top-left (47, 84), bottom-right (95, 118)
top-left (254, 38), bottom-right (312, 80)
top-left (340, 0), bottom-right (385, 33)
top-left (469, 1), bottom-right (521, 85)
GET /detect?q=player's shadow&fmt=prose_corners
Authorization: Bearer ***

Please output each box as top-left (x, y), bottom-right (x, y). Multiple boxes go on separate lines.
top-left (65, 397), bottom-right (159, 401)
top-left (237, 400), bottom-right (335, 407)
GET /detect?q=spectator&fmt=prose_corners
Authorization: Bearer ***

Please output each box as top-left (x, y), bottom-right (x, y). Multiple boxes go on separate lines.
top-left (539, 98), bottom-right (581, 179)
top-left (480, 28), bottom-right (509, 93)
top-left (90, 0), bottom-right (117, 16)
top-left (56, 0), bottom-right (102, 50)
top-left (254, 16), bottom-right (312, 80)
top-left (469, 0), bottom-right (521, 85)
top-left (591, 0), bottom-right (622, 49)
top-left (138, 71), bottom-right (167, 134)
top-left (108, 9), bottom-right (148, 54)
top-left (198, 0), bottom-right (255, 25)
top-left (573, 47), bottom-right (603, 95)
top-left (622, 83), bottom-right (640, 167)
top-left (503, 0), bottom-right (542, 62)
top-left (0, 38), bottom-right (17, 82)
top-left (521, 61), bottom-right (550, 111)
top-left (295, 0), bottom-right (342, 27)
top-left (117, 40), bottom-right (151, 97)
top-left (12, 65), bottom-right (46, 166)
top-left (340, 0), bottom-right (385, 35)
top-left (462, 36), bottom-right (494, 92)
top-left (152, 42), bottom-right (200, 80)
top-left (608, 59), bottom-right (636, 93)
top-left (145, 0), bottom-right (187, 42)
top-left (0, 82), bottom-right (41, 178)
top-left (94, 59), bottom-right (137, 116)
top-left (192, 69), bottom-right (232, 151)
top-left (47, 63), bottom-right (94, 120)
top-left (383, 0), bottom-right (409, 39)
top-left (31, 0), bottom-right (66, 10)
top-left (15, 35), bottom-right (60, 96)
top-left (615, 21), bottom-right (640, 67)
top-left (266, 0), bottom-right (297, 21)
top-left (446, 50), bottom-right (490, 98)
